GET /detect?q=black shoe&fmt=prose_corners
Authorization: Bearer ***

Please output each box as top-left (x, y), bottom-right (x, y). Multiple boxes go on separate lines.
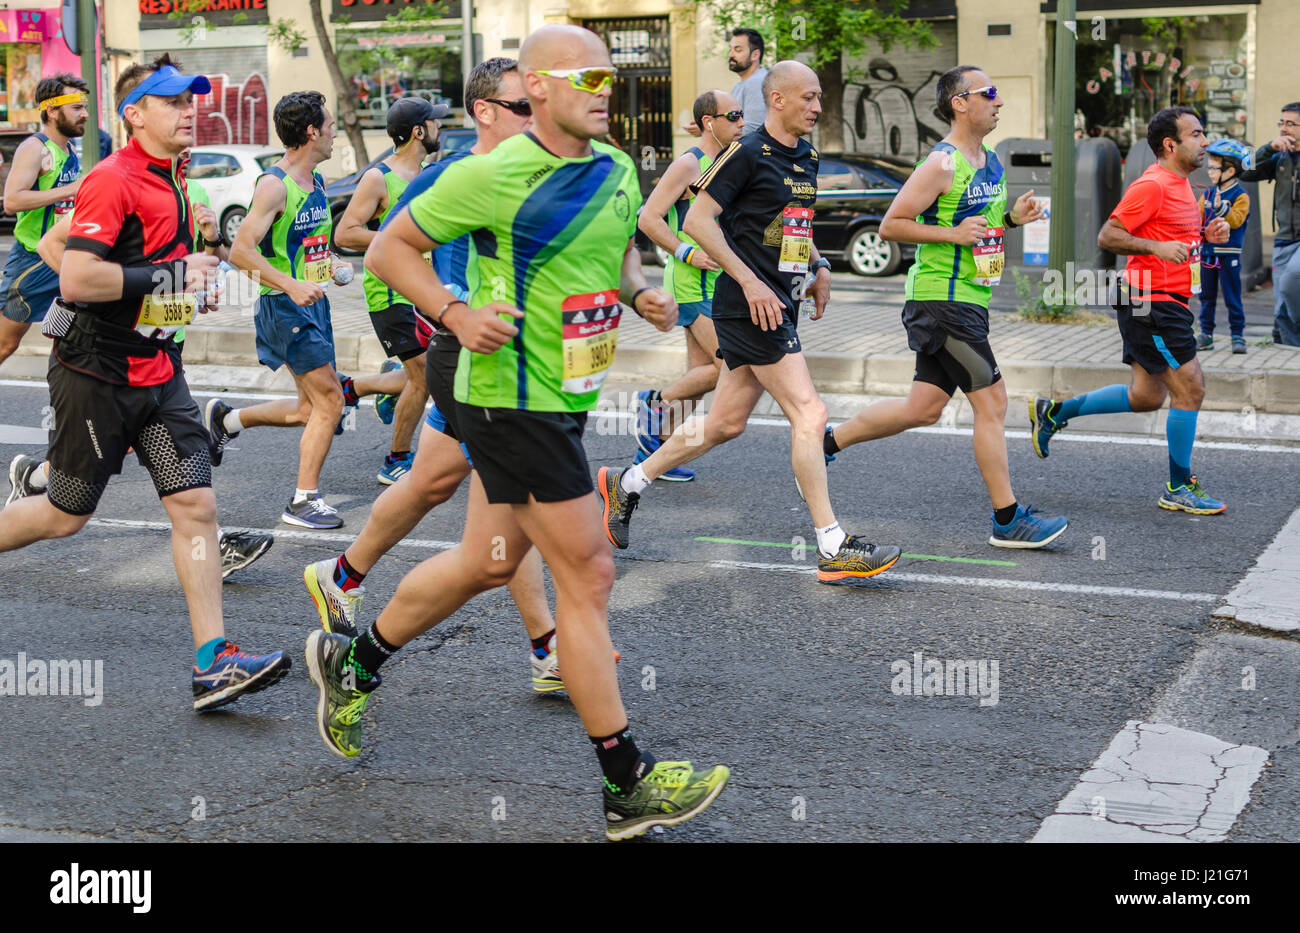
top-left (204, 398), bottom-right (238, 466)
top-left (6, 454), bottom-right (43, 507)
top-left (596, 467), bottom-right (638, 549)
top-left (219, 530), bottom-right (274, 579)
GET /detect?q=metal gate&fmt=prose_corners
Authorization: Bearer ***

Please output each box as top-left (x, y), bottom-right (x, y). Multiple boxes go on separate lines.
top-left (581, 16), bottom-right (673, 198)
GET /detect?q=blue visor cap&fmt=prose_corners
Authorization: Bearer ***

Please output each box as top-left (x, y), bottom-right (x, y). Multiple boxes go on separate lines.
top-left (117, 66), bottom-right (212, 117)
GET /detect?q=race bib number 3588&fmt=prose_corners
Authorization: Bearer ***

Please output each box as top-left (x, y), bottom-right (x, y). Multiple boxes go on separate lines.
top-left (561, 291), bottom-right (622, 394)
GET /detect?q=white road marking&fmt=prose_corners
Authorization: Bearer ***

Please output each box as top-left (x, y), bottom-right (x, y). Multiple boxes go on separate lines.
top-left (85, 520), bottom-right (1216, 602)
top-left (1031, 720), bottom-right (1268, 842)
top-left (705, 559), bottom-right (1217, 601)
top-left (1213, 503), bottom-right (1300, 632)
top-left (0, 424), bottom-right (47, 445)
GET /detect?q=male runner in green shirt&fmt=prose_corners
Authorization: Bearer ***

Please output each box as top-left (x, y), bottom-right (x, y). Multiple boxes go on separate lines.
top-left (308, 25), bottom-right (730, 841)
top-left (825, 65), bottom-right (1068, 549)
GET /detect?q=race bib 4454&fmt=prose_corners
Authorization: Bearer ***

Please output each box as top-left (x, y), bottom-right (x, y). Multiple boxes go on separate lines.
top-left (561, 291), bottom-right (622, 394)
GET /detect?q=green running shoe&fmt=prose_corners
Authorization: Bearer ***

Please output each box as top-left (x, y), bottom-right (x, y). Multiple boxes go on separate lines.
top-left (604, 760), bottom-right (730, 841)
top-left (305, 630), bottom-right (381, 759)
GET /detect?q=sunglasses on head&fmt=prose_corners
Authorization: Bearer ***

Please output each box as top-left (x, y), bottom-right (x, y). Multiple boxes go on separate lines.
top-left (952, 85), bottom-right (998, 102)
top-left (536, 67), bottom-right (617, 93)
top-left (485, 97), bottom-right (532, 116)
top-left (708, 110), bottom-right (744, 123)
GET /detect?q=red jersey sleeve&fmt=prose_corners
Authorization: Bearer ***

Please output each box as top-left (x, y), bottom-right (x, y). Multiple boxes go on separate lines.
top-left (65, 164), bottom-right (129, 258)
top-left (1109, 176), bottom-right (1162, 235)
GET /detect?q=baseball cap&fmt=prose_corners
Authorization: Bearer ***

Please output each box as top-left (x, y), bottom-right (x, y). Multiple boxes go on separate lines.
top-left (387, 97), bottom-right (452, 144)
top-left (117, 65), bottom-right (212, 118)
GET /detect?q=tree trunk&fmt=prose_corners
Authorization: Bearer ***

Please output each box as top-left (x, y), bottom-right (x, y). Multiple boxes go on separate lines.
top-left (817, 50), bottom-right (845, 153)
top-left (308, 0), bottom-right (369, 164)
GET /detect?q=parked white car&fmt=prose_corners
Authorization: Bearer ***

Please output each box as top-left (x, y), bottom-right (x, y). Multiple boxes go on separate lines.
top-left (186, 145), bottom-right (285, 244)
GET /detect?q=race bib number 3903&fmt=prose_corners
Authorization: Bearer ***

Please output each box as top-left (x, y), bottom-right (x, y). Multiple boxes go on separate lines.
top-left (303, 234), bottom-right (331, 284)
top-left (561, 291), bottom-right (622, 394)
top-left (972, 225), bottom-right (1005, 287)
top-left (778, 206), bottom-right (814, 273)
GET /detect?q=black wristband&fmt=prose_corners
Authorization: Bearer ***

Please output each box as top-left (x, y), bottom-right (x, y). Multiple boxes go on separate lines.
top-left (1003, 211), bottom-right (1018, 230)
top-left (122, 260), bottom-right (187, 299)
top-left (630, 286), bottom-right (652, 317)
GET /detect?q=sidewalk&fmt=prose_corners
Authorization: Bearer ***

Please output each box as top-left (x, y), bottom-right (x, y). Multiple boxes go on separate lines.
top-left (4, 268), bottom-right (1299, 440)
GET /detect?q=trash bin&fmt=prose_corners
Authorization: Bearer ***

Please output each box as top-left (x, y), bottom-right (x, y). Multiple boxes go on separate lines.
top-left (993, 137), bottom-right (1123, 276)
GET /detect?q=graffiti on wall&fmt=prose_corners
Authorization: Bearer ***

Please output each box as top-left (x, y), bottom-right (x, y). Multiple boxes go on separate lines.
top-left (843, 58), bottom-right (948, 162)
top-left (194, 73), bottom-right (269, 147)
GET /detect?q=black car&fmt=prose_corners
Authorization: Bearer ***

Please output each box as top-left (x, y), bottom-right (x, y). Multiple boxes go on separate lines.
top-left (814, 154), bottom-right (915, 277)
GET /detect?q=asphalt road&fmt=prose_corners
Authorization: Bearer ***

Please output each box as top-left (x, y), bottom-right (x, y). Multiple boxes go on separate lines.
top-left (1, 377), bottom-right (1298, 843)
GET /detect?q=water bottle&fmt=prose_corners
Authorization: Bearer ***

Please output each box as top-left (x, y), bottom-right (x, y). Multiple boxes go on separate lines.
top-left (194, 260), bottom-right (232, 309)
top-left (331, 253), bottom-right (355, 286)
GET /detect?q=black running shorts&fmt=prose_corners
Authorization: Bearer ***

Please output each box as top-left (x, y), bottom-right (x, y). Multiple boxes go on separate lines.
top-left (454, 404), bottom-right (592, 505)
top-left (1117, 299), bottom-right (1197, 374)
top-left (423, 330), bottom-right (464, 441)
top-left (712, 314), bottom-right (802, 369)
top-left (368, 304), bottom-right (426, 362)
top-left (913, 334), bottom-right (1002, 395)
top-left (45, 361), bottom-right (212, 515)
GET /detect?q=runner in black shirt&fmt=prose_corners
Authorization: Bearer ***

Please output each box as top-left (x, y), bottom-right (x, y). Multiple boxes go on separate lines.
top-left (598, 61), bottom-right (902, 582)
top-left (0, 54), bottom-right (289, 712)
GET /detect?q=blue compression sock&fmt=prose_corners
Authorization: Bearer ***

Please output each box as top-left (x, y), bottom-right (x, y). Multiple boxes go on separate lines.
top-left (1166, 408), bottom-right (1198, 487)
top-left (196, 637), bottom-right (225, 670)
top-left (1056, 383), bottom-right (1132, 422)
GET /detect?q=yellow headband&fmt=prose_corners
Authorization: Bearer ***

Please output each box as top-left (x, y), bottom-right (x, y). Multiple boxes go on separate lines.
top-left (39, 92), bottom-right (88, 110)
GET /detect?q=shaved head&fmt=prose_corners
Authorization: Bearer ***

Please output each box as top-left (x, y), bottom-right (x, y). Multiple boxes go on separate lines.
top-left (762, 60), bottom-right (817, 101)
top-left (519, 24), bottom-right (609, 72)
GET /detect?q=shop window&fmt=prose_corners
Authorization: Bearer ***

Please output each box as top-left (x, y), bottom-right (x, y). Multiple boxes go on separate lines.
top-left (1050, 13), bottom-right (1250, 158)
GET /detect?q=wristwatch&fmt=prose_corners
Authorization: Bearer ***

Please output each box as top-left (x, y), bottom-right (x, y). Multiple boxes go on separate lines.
top-left (810, 258), bottom-right (831, 275)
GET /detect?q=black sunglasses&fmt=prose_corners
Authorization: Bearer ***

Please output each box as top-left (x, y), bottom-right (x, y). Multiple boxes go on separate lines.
top-left (707, 110), bottom-right (744, 123)
top-left (485, 98), bottom-right (532, 116)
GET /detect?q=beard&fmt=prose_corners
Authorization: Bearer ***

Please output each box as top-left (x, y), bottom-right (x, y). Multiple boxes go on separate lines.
top-left (727, 58), bottom-right (747, 73)
top-left (420, 133), bottom-right (439, 156)
top-left (55, 114), bottom-right (86, 138)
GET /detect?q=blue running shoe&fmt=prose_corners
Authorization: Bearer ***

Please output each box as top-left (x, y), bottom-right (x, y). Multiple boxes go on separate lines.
top-left (1158, 475), bottom-right (1226, 515)
top-left (632, 447), bottom-right (694, 482)
top-left (988, 503), bottom-right (1068, 549)
top-left (192, 640), bottom-right (290, 712)
top-left (374, 360), bottom-right (401, 424)
top-left (377, 452), bottom-right (414, 486)
top-left (636, 389), bottom-right (663, 456)
top-left (1028, 398), bottom-right (1066, 459)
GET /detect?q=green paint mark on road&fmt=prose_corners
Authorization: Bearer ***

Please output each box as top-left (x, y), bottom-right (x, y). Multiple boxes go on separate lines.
top-left (693, 536), bottom-right (1018, 567)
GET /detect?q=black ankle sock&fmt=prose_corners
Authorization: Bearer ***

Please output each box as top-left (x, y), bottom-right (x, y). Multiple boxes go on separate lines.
top-left (823, 426), bottom-right (841, 456)
top-left (349, 623), bottom-right (399, 680)
top-left (591, 726), bottom-right (655, 795)
top-left (530, 629), bottom-right (556, 654)
top-left (387, 450), bottom-right (411, 462)
top-left (994, 503), bottom-right (1019, 526)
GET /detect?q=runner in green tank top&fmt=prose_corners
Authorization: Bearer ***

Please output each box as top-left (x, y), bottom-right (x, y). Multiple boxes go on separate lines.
top-left (335, 96), bottom-right (448, 485)
top-left (0, 73), bottom-right (87, 366)
top-left (631, 88), bottom-right (744, 482)
top-left (218, 91), bottom-right (396, 530)
top-left (824, 65), bottom-right (1068, 549)
top-left (324, 24), bottom-right (730, 841)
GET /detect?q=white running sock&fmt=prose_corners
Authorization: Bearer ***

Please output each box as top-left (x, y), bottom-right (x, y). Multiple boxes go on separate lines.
top-left (223, 409), bottom-right (244, 434)
top-left (620, 464), bottom-right (651, 496)
top-left (816, 522), bottom-right (846, 559)
top-left (293, 488), bottom-right (318, 503)
top-left (31, 461), bottom-right (48, 490)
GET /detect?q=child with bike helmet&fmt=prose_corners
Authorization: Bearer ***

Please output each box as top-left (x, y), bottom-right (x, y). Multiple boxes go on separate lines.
top-left (1198, 138), bottom-right (1254, 353)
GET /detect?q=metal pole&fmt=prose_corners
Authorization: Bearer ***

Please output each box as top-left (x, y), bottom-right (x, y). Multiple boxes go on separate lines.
top-left (78, 0), bottom-right (99, 171)
top-left (461, 0), bottom-right (473, 90)
top-left (1048, 0), bottom-right (1076, 289)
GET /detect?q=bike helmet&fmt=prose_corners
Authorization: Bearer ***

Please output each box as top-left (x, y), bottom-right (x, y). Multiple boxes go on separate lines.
top-left (1206, 138), bottom-right (1253, 172)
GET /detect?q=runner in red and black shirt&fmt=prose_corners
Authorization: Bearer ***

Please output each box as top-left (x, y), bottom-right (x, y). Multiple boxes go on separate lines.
top-left (0, 53), bottom-right (289, 713)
